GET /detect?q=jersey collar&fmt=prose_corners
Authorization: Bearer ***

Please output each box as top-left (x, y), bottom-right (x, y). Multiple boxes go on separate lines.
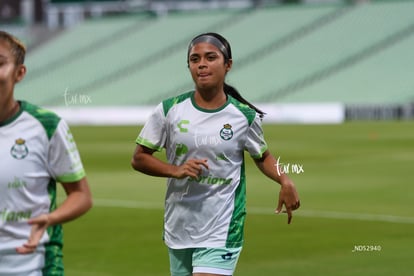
top-left (0, 101), bottom-right (24, 127)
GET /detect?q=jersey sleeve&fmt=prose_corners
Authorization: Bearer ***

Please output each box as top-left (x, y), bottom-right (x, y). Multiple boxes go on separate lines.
top-left (48, 119), bottom-right (86, 183)
top-left (136, 103), bottom-right (166, 151)
top-left (245, 114), bottom-right (268, 159)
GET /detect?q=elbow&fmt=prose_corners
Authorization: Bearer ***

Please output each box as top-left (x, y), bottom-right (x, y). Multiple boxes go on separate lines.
top-left (131, 145), bottom-right (155, 173)
top-left (83, 182), bottom-right (93, 212)
top-left (81, 177), bottom-right (93, 212)
top-left (85, 194), bottom-right (93, 211)
top-left (131, 155), bottom-right (143, 172)
top-left (131, 156), bottom-right (138, 171)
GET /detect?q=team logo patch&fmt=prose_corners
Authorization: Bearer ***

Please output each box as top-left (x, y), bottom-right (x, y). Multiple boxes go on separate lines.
top-left (11, 138), bottom-right (29, 160)
top-left (220, 123), bottom-right (233, 141)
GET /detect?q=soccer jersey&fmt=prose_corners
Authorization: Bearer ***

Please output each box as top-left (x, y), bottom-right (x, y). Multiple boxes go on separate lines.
top-left (0, 101), bottom-right (85, 275)
top-left (136, 91), bottom-right (268, 249)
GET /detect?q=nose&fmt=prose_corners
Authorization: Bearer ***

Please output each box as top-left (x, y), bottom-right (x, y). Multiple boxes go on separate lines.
top-left (198, 57), bottom-right (207, 69)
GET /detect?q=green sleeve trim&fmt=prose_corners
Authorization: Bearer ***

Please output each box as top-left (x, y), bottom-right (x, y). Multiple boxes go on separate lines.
top-left (162, 91), bottom-right (193, 116)
top-left (251, 145), bottom-right (268, 159)
top-left (136, 136), bottom-right (163, 151)
top-left (56, 170), bottom-right (86, 183)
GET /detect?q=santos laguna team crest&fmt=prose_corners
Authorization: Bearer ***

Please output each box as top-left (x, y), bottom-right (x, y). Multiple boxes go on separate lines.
top-left (11, 138), bottom-right (29, 160)
top-left (220, 123), bottom-right (233, 141)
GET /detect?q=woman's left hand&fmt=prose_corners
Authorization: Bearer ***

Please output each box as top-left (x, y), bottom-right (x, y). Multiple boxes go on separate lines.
top-left (275, 180), bottom-right (300, 224)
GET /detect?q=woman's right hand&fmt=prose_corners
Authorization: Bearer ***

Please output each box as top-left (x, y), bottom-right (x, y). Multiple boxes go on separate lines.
top-left (172, 159), bottom-right (209, 179)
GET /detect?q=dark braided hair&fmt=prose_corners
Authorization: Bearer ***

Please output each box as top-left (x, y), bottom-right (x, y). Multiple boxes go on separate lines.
top-left (188, 32), bottom-right (265, 117)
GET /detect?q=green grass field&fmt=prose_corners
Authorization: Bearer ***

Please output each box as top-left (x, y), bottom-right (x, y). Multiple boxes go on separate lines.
top-left (59, 121), bottom-right (414, 276)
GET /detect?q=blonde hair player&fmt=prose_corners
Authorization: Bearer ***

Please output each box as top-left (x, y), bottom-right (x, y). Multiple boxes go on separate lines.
top-left (131, 32), bottom-right (300, 276)
top-left (0, 31), bottom-right (92, 275)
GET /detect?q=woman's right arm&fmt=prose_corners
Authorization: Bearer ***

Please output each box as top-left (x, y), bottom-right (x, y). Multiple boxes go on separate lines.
top-left (131, 145), bottom-right (208, 179)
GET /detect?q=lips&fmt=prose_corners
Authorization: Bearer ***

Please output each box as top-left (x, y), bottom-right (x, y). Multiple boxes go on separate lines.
top-left (198, 72), bottom-right (210, 79)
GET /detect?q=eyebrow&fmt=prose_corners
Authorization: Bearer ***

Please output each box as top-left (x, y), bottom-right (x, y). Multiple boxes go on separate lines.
top-left (190, 51), bottom-right (220, 57)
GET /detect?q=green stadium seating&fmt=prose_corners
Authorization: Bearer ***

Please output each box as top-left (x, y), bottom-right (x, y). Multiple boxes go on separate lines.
top-left (15, 1), bottom-right (414, 106)
top-left (229, 0), bottom-right (414, 103)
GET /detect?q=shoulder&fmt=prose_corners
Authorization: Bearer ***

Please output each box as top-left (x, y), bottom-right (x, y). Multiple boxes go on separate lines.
top-left (161, 91), bottom-right (193, 116)
top-left (20, 101), bottom-right (62, 140)
top-left (227, 96), bottom-right (257, 126)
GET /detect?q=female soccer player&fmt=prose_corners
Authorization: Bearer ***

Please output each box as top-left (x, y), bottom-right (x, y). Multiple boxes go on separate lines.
top-left (0, 31), bottom-right (92, 275)
top-left (131, 32), bottom-right (300, 276)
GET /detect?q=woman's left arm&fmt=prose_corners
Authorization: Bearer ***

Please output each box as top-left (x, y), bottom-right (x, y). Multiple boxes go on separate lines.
top-left (254, 150), bottom-right (300, 224)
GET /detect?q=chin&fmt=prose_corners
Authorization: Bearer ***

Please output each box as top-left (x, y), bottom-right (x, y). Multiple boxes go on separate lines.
top-left (197, 84), bottom-right (215, 91)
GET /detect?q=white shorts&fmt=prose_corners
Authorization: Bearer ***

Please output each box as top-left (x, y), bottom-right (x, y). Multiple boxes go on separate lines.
top-left (168, 247), bottom-right (243, 276)
top-left (0, 252), bottom-right (44, 275)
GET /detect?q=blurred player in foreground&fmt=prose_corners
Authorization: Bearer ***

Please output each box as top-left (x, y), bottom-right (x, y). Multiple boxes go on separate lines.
top-left (0, 30), bottom-right (92, 275)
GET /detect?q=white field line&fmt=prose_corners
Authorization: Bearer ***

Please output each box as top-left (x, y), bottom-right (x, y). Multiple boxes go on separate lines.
top-left (249, 207), bottom-right (414, 224)
top-left (91, 198), bottom-right (414, 225)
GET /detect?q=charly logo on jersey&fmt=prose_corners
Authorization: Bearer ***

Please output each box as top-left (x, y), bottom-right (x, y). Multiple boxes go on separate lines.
top-left (219, 123), bottom-right (233, 141)
top-left (10, 138), bottom-right (29, 160)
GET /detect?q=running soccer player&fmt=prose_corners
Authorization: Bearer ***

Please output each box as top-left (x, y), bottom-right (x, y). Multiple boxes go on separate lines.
top-left (131, 32), bottom-right (300, 276)
top-left (0, 31), bottom-right (92, 275)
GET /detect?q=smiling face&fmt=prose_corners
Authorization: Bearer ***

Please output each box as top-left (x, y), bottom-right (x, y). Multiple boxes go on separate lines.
top-left (188, 42), bottom-right (232, 93)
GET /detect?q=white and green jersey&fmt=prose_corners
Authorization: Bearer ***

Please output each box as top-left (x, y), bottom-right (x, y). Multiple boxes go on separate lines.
top-left (136, 91), bottom-right (268, 249)
top-left (0, 101), bottom-right (85, 275)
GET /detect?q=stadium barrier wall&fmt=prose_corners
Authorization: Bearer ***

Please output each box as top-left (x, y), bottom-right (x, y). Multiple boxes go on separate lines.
top-left (345, 103), bottom-right (414, 121)
top-left (46, 103), bottom-right (345, 125)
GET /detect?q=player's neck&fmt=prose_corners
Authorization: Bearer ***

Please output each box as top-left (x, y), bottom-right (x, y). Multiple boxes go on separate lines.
top-left (194, 88), bottom-right (227, 110)
top-left (0, 99), bottom-right (20, 124)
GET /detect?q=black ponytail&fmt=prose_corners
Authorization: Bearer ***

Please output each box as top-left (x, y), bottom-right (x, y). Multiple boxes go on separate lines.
top-left (224, 83), bottom-right (265, 118)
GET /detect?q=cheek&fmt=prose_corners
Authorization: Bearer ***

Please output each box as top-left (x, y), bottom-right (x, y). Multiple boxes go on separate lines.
top-left (0, 70), bottom-right (8, 84)
top-left (188, 65), bottom-right (198, 78)
top-left (0, 65), bottom-right (15, 82)
top-left (215, 66), bottom-right (227, 80)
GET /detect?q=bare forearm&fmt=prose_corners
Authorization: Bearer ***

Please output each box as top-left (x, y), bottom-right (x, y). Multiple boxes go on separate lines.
top-left (131, 145), bottom-right (209, 179)
top-left (48, 178), bottom-right (92, 225)
top-left (131, 151), bottom-right (177, 178)
top-left (254, 151), bottom-right (291, 186)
